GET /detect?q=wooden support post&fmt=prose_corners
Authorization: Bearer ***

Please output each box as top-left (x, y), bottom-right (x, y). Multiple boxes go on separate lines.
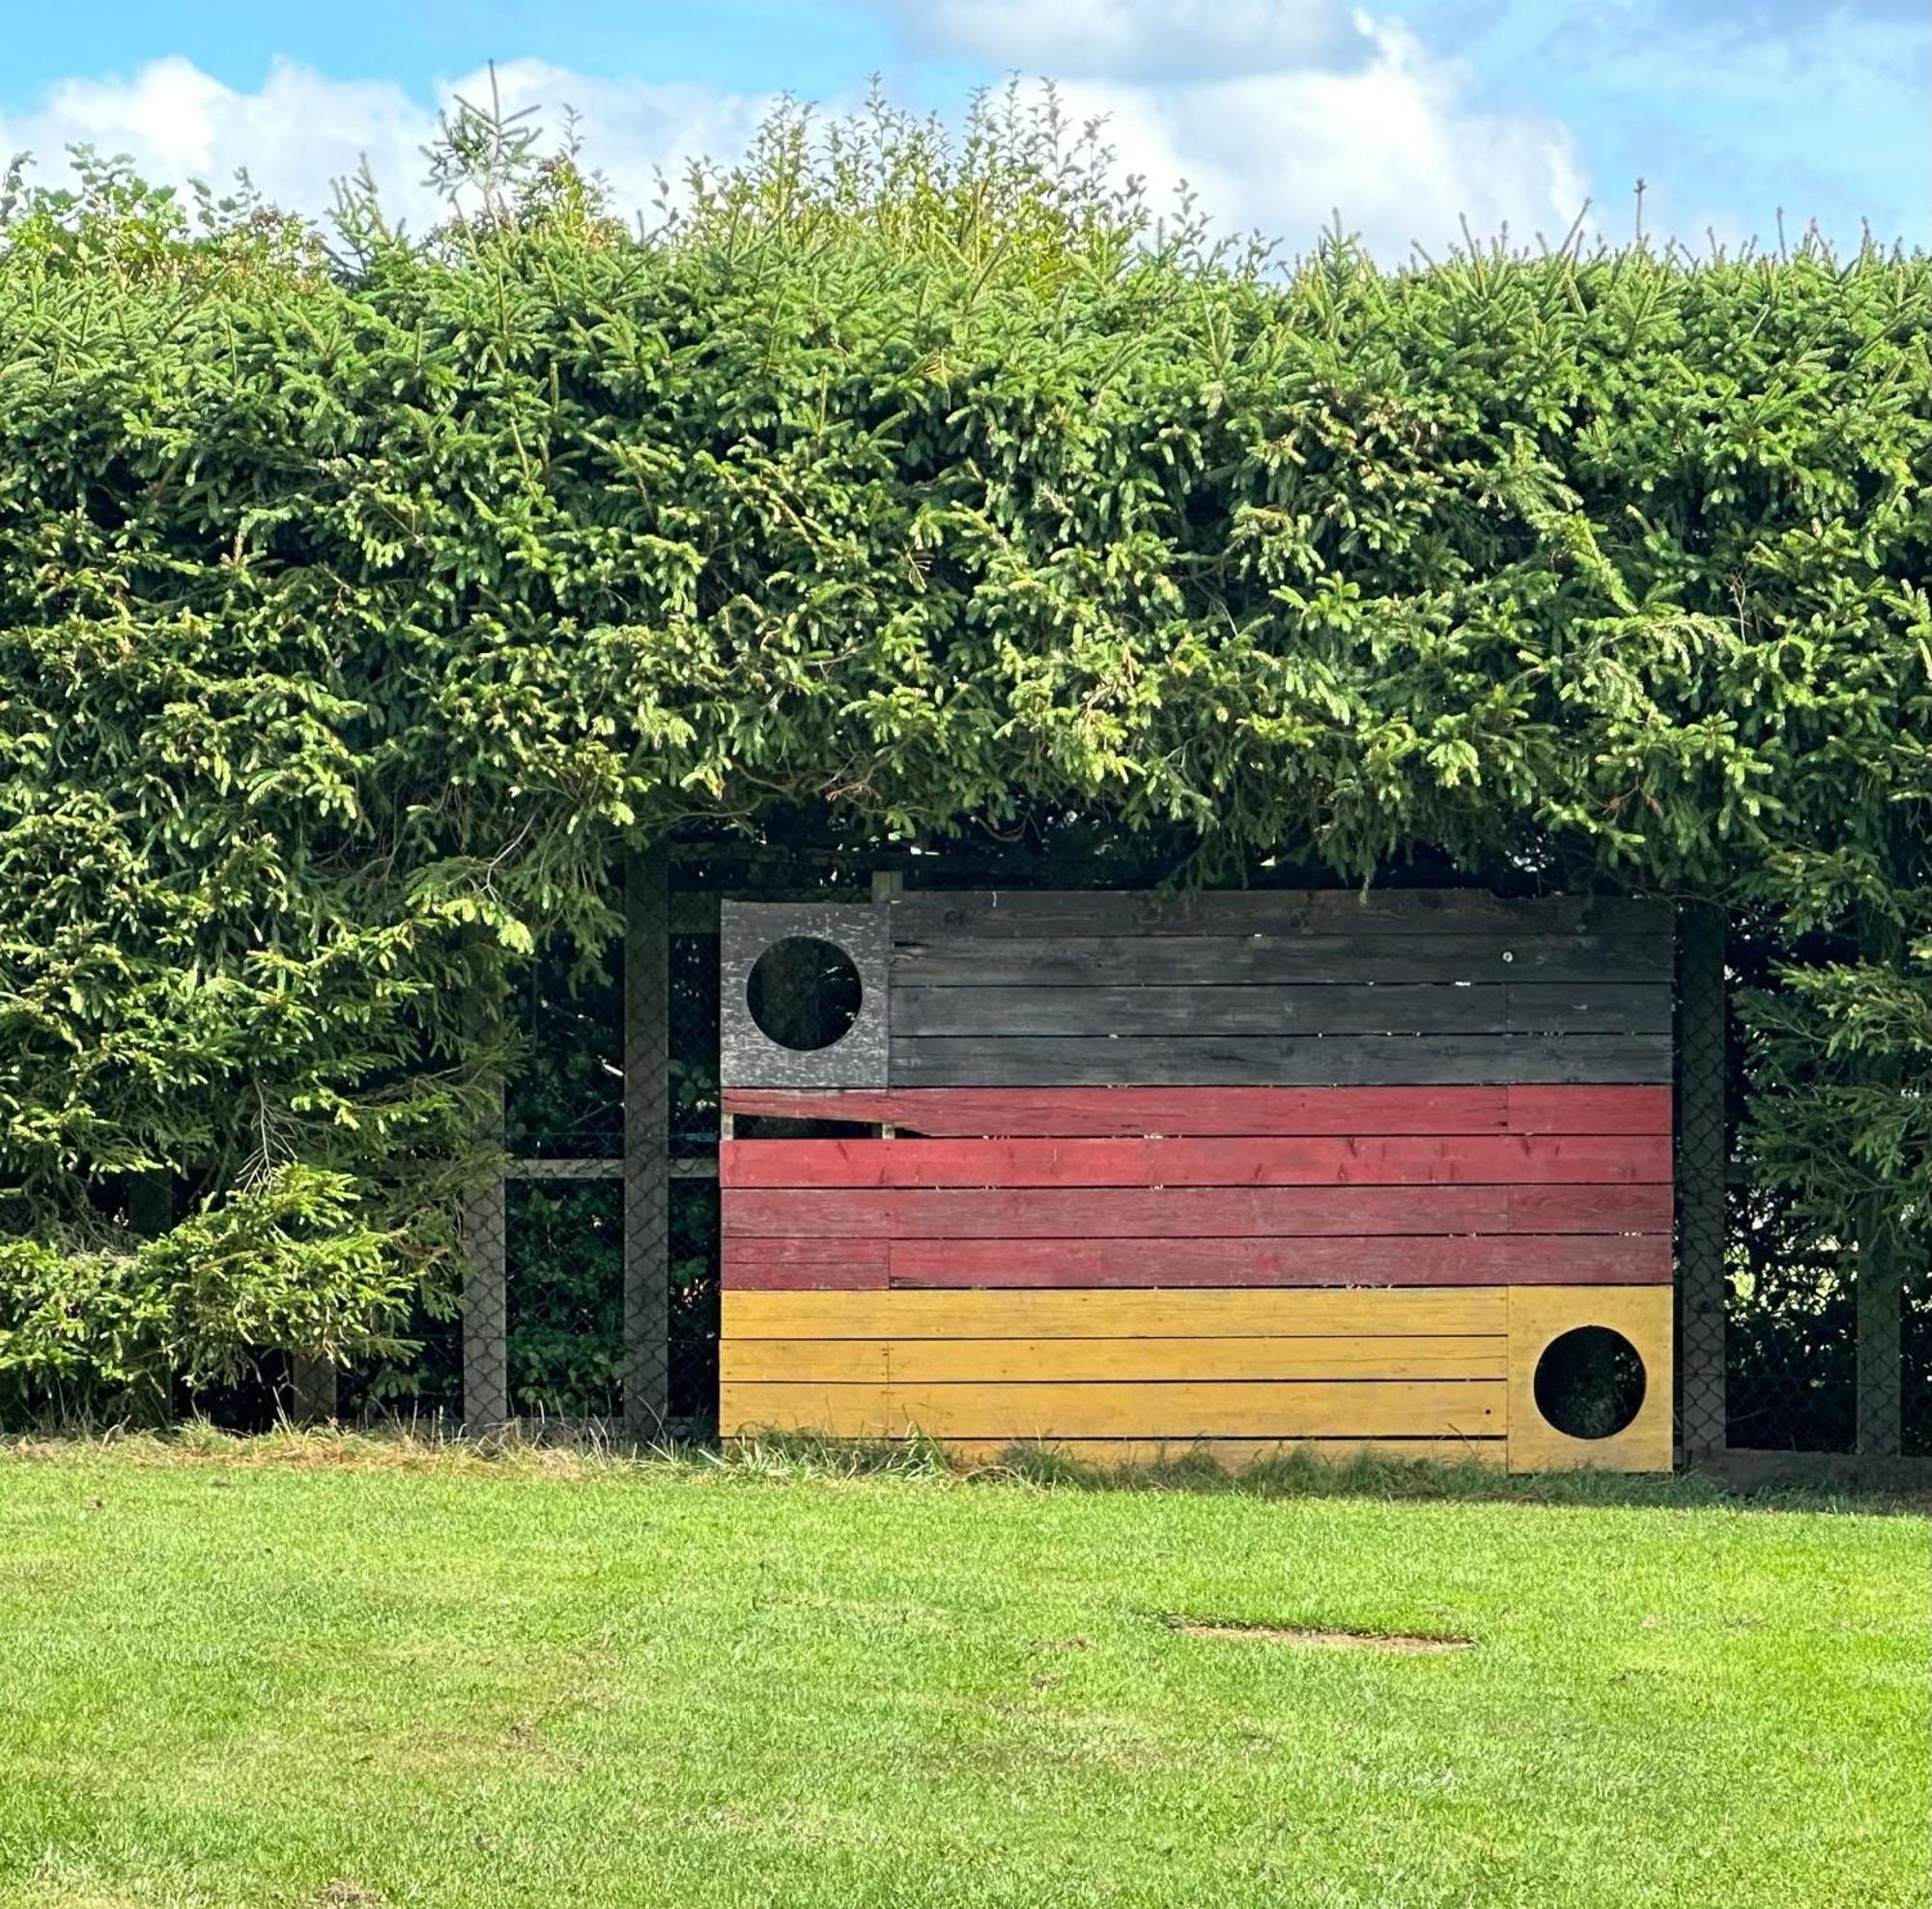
top-left (623, 843), bottom-right (671, 1444)
top-left (1855, 1037), bottom-right (1905, 1454)
top-left (871, 870), bottom-right (902, 1143)
top-left (1856, 1210), bottom-right (1904, 1457)
top-left (289, 1355), bottom-right (338, 1425)
top-left (1854, 910), bottom-right (1907, 1458)
top-left (460, 1101), bottom-right (509, 1432)
top-left (1675, 903), bottom-right (1728, 1466)
top-left (124, 1170), bottom-right (176, 1428)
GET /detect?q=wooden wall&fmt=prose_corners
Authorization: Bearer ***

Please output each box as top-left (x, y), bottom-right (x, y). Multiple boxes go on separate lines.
top-left (718, 891), bottom-right (1677, 1471)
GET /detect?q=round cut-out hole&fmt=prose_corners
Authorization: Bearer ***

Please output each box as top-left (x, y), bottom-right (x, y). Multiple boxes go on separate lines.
top-left (746, 936), bottom-right (863, 1051)
top-left (1533, 1325), bottom-right (1645, 1439)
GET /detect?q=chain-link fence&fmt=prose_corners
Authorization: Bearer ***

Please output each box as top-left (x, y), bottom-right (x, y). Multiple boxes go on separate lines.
top-left (1720, 1137), bottom-right (1929, 1461)
top-left (430, 871), bottom-right (724, 1439)
top-left (328, 865), bottom-right (723, 1439)
top-left (1688, 908), bottom-right (1928, 1463)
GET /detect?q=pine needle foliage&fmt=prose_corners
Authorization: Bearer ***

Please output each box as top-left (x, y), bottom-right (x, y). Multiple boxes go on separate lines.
top-left (0, 93), bottom-right (1926, 1409)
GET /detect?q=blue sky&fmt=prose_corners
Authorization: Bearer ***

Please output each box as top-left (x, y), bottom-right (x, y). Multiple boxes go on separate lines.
top-left (0, 0), bottom-right (1923, 259)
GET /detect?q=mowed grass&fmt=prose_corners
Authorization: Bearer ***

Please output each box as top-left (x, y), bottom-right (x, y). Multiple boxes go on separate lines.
top-left (0, 1437), bottom-right (1923, 1908)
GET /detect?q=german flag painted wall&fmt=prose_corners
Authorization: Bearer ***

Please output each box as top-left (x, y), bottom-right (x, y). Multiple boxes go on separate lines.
top-left (718, 892), bottom-right (1676, 1471)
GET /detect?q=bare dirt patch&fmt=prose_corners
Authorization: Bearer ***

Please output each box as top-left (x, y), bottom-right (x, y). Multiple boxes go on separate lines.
top-left (1168, 1616), bottom-right (1472, 1654)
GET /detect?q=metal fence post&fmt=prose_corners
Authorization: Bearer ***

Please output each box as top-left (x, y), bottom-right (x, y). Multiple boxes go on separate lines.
top-left (1676, 902), bottom-right (1729, 1466)
top-left (623, 844), bottom-right (671, 1443)
top-left (460, 1102), bottom-right (510, 1431)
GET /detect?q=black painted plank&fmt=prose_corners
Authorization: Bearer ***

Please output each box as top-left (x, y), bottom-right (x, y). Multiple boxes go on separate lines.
top-left (891, 983), bottom-right (1672, 1038)
top-left (719, 901), bottom-right (891, 1089)
top-left (891, 891), bottom-right (1672, 940)
top-left (887, 1033), bottom-right (1674, 1087)
top-left (890, 933), bottom-right (1673, 987)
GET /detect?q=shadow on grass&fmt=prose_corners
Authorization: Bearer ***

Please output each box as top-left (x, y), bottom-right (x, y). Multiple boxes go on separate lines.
top-left (3, 1418), bottom-right (1921, 1516)
top-left (731, 1429), bottom-right (1925, 1516)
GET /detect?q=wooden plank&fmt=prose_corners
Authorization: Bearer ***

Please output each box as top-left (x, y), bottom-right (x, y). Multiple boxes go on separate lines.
top-left (506, 1157), bottom-right (622, 1180)
top-left (719, 901), bottom-right (890, 1090)
top-left (722, 1238), bottom-right (889, 1290)
top-left (891, 891), bottom-right (1672, 939)
top-left (888, 1033), bottom-right (1673, 1087)
top-left (722, 1084), bottom-right (1673, 1136)
top-left (1506, 1284), bottom-right (1674, 1474)
top-left (724, 1182), bottom-right (1673, 1239)
top-left (726, 1085), bottom-right (1509, 1133)
top-left (724, 1285), bottom-right (1510, 1339)
top-left (719, 1378), bottom-right (1505, 1440)
top-left (891, 983), bottom-right (1672, 1039)
top-left (1506, 1183), bottom-right (1671, 1230)
top-left (725, 1341), bottom-right (884, 1385)
top-left (722, 1335), bottom-right (1507, 1383)
top-left (884, 1233), bottom-right (1672, 1287)
top-left (722, 1134), bottom-right (1673, 1188)
top-left (889, 932), bottom-right (1673, 987)
top-left (1504, 1085), bottom-right (1673, 1134)
top-left (938, 1438), bottom-right (1505, 1470)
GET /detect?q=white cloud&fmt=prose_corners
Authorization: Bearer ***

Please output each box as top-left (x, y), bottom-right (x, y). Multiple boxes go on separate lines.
top-left (0, 56), bottom-right (772, 238)
top-left (0, 15), bottom-right (1589, 261)
top-left (1047, 14), bottom-right (1590, 258)
top-left (2, 58), bottom-right (440, 227)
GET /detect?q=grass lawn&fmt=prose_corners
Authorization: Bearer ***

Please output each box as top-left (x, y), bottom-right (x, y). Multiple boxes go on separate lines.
top-left (0, 1437), bottom-right (1923, 1908)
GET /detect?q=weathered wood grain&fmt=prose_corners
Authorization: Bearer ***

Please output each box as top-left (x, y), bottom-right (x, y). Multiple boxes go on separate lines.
top-left (720, 1377), bottom-right (1504, 1439)
top-left (719, 884), bottom-right (1683, 1472)
top-left (721, 1238), bottom-right (890, 1290)
top-left (718, 901), bottom-right (890, 1089)
top-left (1506, 1283), bottom-right (1674, 1473)
top-left (891, 890), bottom-right (1671, 939)
top-left (1504, 1086), bottom-right (1674, 1134)
top-left (720, 1084), bottom-right (1674, 1135)
top-left (724, 1182), bottom-right (1673, 1239)
top-left (880, 1233), bottom-right (1672, 1287)
top-left (722, 1133), bottom-right (1671, 1188)
top-left (723, 1285), bottom-right (1511, 1339)
top-left (936, 1437), bottom-right (1505, 1468)
top-left (890, 982), bottom-right (1672, 1038)
top-left (888, 1033), bottom-right (1673, 1087)
top-left (721, 1335), bottom-right (1508, 1383)
top-left (889, 932), bottom-right (1672, 987)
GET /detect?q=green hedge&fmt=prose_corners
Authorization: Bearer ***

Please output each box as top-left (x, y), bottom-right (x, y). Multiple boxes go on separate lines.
top-left (0, 100), bottom-right (1926, 1410)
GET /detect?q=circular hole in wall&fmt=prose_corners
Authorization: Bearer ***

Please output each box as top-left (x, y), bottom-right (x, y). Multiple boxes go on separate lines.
top-left (746, 936), bottom-right (864, 1051)
top-left (1533, 1325), bottom-right (1646, 1439)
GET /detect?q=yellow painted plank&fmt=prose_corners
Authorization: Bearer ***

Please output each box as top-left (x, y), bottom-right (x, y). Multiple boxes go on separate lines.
top-left (722, 1336), bottom-right (1506, 1385)
top-left (1506, 1284), bottom-right (1674, 1473)
top-left (723, 1342), bottom-right (888, 1386)
top-left (720, 1378), bottom-right (1503, 1441)
top-left (724, 1286), bottom-right (1508, 1341)
top-left (939, 1438), bottom-right (1505, 1471)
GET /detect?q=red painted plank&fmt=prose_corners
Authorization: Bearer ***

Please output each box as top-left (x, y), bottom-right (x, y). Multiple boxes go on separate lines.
top-left (1505, 1085), bottom-right (1673, 1134)
top-left (723, 1183), bottom-right (1673, 1239)
top-left (724, 1085), bottom-right (1671, 1137)
top-left (724, 1239), bottom-right (890, 1291)
top-left (1505, 1183), bottom-right (1671, 1231)
top-left (722, 1134), bottom-right (1672, 1189)
top-left (887, 1234), bottom-right (1672, 1287)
